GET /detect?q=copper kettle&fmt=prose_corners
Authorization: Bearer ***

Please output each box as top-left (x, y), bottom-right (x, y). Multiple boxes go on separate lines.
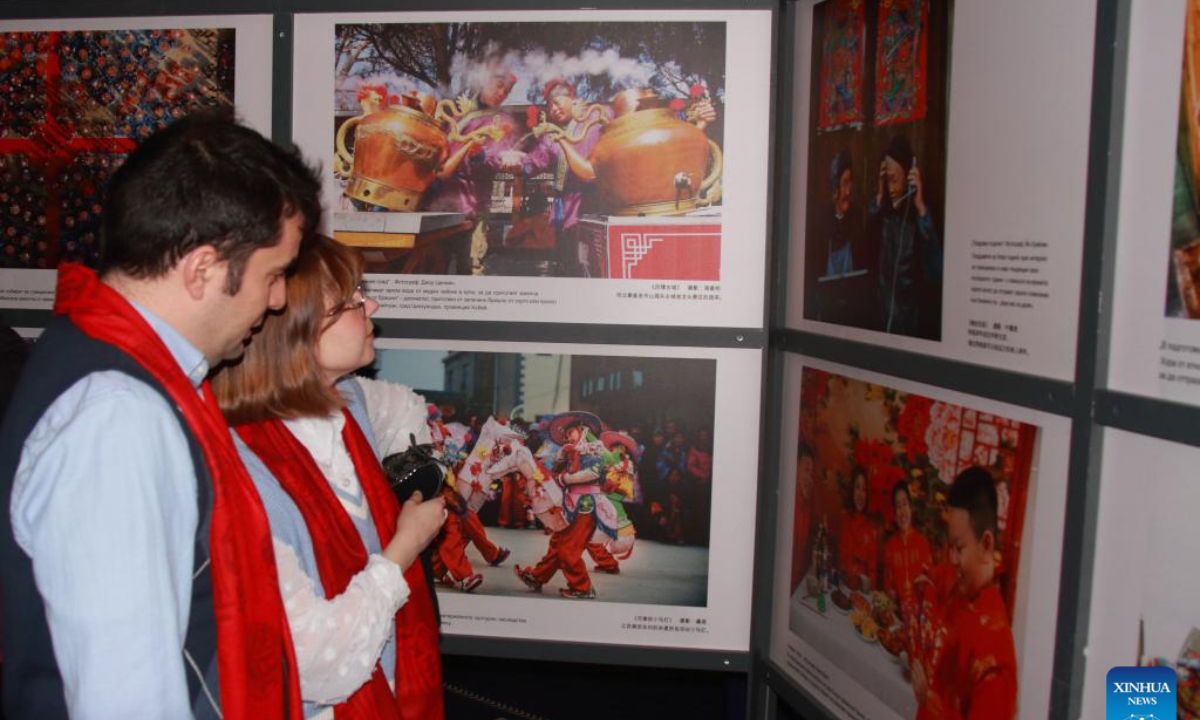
top-left (335, 91), bottom-right (449, 212)
top-left (589, 89), bottom-right (722, 216)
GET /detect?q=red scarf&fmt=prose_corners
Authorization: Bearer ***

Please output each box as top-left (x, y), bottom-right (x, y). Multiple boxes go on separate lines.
top-left (52, 264), bottom-right (301, 718)
top-left (236, 410), bottom-right (444, 720)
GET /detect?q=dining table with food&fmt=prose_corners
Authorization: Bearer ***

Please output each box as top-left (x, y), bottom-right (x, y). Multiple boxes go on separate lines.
top-left (789, 573), bottom-right (918, 719)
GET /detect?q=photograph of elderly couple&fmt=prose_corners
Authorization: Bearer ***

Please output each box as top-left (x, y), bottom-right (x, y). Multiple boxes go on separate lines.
top-left (330, 20), bottom-right (726, 280)
top-left (800, 0), bottom-right (951, 341)
top-left (371, 347), bottom-right (717, 606)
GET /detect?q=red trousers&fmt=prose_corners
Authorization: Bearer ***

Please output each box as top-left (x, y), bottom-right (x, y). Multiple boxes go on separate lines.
top-left (497, 475), bottom-right (530, 528)
top-left (433, 510), bottom-right (473, 581)
top-left (587, 542), bottom-right (619, 571)
top-left (462, 509), bottom-right (503, 564)
top-left (529, 511), bottom-right (595, 592)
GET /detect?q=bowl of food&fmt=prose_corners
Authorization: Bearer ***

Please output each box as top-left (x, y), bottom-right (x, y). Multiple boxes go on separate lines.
top-left (878, 626), bottom-right (906, 662)
top-left (850, 591), bottom-right (872, 615)
top-left (875, 605), bottom-right (897, 628)
top-left (858, 618), bottom-right (879, 643)
top-left (831, 587), bottom-right (852, 613)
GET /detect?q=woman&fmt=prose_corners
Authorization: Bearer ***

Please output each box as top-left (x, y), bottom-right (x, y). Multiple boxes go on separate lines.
top-left (212, 235), bottom-right (446, 720)
top-left (837, 466), bottom-right (880, 591)
top-left (882, 479), bottom-right (933, 616)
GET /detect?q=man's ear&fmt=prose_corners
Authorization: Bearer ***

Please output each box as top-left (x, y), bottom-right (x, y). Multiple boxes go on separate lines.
top-left (178, 245), bottom-right (223, 300)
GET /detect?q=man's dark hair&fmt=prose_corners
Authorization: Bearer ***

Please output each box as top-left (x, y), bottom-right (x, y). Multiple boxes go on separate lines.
top-left (948, 465), bottom-right (998, 540)
top-left (99, 109), bottom-right (322, 293)
top-left (884, 133), bottom-right (914, 171)
top-left (829, 147), bottom-right (852, 192)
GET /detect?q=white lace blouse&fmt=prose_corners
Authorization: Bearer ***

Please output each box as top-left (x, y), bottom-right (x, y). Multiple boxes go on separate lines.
top-left (270, 377), bottom-right (432, 706)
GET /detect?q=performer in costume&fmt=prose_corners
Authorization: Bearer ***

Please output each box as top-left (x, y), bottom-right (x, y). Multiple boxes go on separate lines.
top-left (428, 66), bottom-right (524, 275)
top-left (0, 114), bottom-right (320, 719)
top-left (514, 411), bottom-right (614, 599)
top-left (427, 423), bottom-right (485, 593)
top-left (586, 431), bottom-right (640, 572)
top-left (492, 439), bottom-right (532, 529)
top-left (524, 79), bottom-right (612, 276)
top-left (482, 435), bottom-right (567, 535)
top-left (456, 418), bottom-right (515, 567)
top-left (212, 235), bottom-right (447, 720)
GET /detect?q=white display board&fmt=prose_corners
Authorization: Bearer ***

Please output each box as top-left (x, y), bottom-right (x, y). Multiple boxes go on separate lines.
top-left (1106, 0), bottom-right (1200, 407)
top-left (292, 10), bottom-right (771, 328)
top-left (768, 353), bottom-right (1072, 720)
top-left (785, 0), bottom-right (1095, 380)
top-left (371, 336), bottom-right (761, 652)
top-left (0, 15), bottom-right (275, 310)
top-left (1079, 429), bottom-right (1200, 720)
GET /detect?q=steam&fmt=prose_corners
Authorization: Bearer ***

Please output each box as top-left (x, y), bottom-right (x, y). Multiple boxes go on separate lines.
top-left (520, 48), bottom-right (655, 87)
top-left (337, 38), bottom-right (698, 112)
top-left (448, 43), bottom-right (658, 105)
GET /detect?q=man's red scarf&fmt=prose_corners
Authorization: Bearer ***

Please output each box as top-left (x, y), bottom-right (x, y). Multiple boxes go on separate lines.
top-left (53, 264), bottom-right (302, 718)
top-left (236, 410), bottom-right (444, 720)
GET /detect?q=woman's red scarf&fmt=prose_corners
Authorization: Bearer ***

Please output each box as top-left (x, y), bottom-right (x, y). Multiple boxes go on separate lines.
top-left (236, 410), bottom-right (444, 720)
top-left (53, 264), bottom-right (302, 718)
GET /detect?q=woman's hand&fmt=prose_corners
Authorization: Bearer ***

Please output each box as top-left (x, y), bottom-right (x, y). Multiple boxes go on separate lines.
top-left (383, 491), bottom-right (447, 571)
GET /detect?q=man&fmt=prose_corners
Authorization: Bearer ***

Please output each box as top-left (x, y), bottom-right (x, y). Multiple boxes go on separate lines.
top-left (0, 112), bottom-right (321, 719)
top-left (869, 133), bottom-right (941, 338)
top-left (824, 148), bottom-right (860, 277)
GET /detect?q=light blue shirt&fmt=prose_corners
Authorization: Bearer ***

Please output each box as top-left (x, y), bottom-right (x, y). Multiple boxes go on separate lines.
top-left (10, 303), bottom-right (209, 720)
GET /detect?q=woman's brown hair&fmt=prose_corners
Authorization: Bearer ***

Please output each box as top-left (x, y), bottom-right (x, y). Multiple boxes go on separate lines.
top-left (212, 234), bottom-right (362, 425)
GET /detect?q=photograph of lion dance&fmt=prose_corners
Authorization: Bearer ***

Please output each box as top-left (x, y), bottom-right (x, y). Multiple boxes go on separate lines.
top-left (423, 407), bottom-right (709, 604)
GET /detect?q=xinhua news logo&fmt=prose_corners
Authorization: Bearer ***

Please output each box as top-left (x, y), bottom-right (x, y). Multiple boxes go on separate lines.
top-left (1106, 666), bottom-right (1176, 720)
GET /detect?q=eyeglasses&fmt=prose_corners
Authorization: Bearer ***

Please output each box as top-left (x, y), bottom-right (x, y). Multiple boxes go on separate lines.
top-left (326, 285), bottom-right (369, 319)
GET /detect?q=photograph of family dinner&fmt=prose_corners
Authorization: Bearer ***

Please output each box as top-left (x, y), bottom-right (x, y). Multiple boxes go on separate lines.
top-left (789, 366), bottom-right (1038, 719)
top-left (328, 20), bottom-right (726, 280)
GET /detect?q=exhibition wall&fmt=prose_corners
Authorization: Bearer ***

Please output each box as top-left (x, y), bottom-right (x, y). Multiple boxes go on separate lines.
top-left (0, 1), bottom-right (1194, 719)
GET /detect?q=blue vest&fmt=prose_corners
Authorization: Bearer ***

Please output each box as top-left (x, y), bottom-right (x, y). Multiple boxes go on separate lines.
top-left (0, 316), bottom-right (218, 719)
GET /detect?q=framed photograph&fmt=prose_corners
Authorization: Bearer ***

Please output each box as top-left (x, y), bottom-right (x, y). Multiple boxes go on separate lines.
top-left (1106, 0), bottom-right (1200, 407)
top-left (785, 0), bottom-right (1096, 380)
top-left (369, 336), bottom-right (761, 650)
top-left (768, 354), bottom-right (1071, 720)
top-left (0, 15), bottom-right (274, 310)
top-left (292, 10), bottom-right (771, 328)
top-left (1080, 429), bottom-right (1200, 720)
